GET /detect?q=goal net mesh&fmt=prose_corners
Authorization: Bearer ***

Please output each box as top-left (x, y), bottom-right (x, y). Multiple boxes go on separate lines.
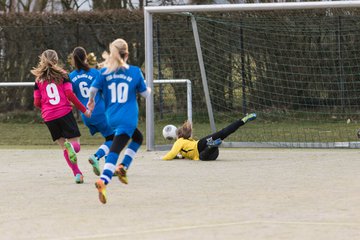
top-left (152, 7), bottom-right (360, 147)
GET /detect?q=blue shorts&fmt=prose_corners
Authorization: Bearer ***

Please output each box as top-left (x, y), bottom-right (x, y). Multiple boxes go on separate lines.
top-left (82, 113), bottom-right (114, 137)
top-left (85, 120), bottom-right (114, 138)
top-left (114, 126), bottom-right (136, 138)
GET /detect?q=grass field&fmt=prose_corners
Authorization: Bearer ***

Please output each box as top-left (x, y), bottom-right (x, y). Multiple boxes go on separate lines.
top-left (0, 119), bottom-right (358, 147)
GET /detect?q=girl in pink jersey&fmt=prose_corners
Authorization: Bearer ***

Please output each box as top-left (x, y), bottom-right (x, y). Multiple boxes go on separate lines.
top-left (32, 49), bottom-right (92, 184)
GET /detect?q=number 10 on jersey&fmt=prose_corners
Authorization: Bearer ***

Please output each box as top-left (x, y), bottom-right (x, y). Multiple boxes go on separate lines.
top-left (108, 82), bottom-right (129, 103)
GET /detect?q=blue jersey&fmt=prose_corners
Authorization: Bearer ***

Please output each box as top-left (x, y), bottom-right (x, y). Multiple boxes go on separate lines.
top-left (69, 68), bottom-right (107, 125)
top-left (92, 65), bottom-right (147, 136)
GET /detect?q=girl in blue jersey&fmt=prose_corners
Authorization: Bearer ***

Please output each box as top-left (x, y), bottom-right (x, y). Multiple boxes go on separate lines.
top-left (69, 47), bottom-right (115, 176)
top-left (87, 38), bottom-right (151, 204)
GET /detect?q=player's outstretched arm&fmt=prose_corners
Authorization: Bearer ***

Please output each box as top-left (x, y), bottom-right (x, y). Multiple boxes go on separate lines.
top-left (140, 87), bottom-right (151, 98)
top-left (83, 109), bottom-right (92, 118)
top-left (162, 140), bottom-right (182, 160)
top-left (64, 89), bottom-right (87, 114)
top-left (87, 86), bottom-right (99, 111)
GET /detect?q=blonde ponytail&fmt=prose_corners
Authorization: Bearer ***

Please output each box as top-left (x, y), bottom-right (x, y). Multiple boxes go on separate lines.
top-left (100, 38), bottom-right (129, 74)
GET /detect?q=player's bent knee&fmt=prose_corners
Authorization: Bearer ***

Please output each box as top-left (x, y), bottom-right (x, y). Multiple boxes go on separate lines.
top-left (132, 129), bottom-right (143, 145)
top-left (110, 134), bottom-right (130, 154)
top-left (105, 134), bottom-right (114, 141)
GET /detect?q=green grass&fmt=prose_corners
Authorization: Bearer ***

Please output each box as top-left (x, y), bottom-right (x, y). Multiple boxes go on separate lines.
top-left (0, 121), bottom-right (355, 146)
top-left (0, 122), bottom-right (104, 146)
top-left (156, 120), bottom-right (359, 145)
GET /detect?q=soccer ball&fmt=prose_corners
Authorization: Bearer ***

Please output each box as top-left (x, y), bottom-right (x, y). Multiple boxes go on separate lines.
top-left (162, 124), bottom-right (177, 140)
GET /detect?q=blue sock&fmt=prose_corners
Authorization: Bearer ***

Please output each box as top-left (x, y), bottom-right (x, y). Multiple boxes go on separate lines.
top-left (100, 152), bottom-right (118, 185)
top-left (95, 140), bottom-right (112, 159)
top-left (121, 141), bottom-right (141, 169)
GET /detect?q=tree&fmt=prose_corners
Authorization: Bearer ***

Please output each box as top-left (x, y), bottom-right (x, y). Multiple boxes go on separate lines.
top-left (0, 0), bottom-right (93, 12)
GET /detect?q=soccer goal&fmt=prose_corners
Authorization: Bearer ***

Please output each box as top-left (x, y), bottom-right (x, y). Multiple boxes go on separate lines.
top-left (145, 1), bottom-right (360, 150)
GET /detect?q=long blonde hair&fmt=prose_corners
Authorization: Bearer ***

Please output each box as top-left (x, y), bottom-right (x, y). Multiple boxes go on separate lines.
top-left (31, 49), bottom-right (67, 84)
top-left (99, 38), bottom-right (129, 74)
top-left (177, 120), bottom-right (192, 139)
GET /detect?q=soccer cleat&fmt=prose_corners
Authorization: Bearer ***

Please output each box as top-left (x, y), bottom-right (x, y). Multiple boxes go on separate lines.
top-left (206, 138), bottom-right (222, 148)
top-left (88, 155), bottom-right (100, 176)
top-left (75, 173), bottom-right (84, 184)
top-left (242, 113), bottom-right (257, 123)
top-left (95, 179), bottom-right (107, 204)
top-left (115, 164), bottom-right (128, 184)
top-left (64, 141), bottom-right (77, 164)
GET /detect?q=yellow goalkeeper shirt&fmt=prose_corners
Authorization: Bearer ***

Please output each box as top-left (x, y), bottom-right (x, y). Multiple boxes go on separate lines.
top-left (162, 137), bottom-right (200, 160)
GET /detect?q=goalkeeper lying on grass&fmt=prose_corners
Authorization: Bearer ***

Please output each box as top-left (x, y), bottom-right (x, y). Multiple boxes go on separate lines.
top-left (162, 113), bottom-right (257, 161)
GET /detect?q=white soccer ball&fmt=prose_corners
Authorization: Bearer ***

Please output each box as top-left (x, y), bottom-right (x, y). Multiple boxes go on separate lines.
top-left (162, 124), bottom-right (177, 140)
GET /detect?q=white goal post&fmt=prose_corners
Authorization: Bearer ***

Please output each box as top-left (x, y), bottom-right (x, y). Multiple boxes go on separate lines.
top-left (144, 1), bottom-right (360, 151)
top-left (0, 82), bottom-right (34, 87)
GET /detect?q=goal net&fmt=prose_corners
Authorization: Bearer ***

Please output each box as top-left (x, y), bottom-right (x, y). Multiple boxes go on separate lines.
top-left (145, 1), bottom-right (360, 150)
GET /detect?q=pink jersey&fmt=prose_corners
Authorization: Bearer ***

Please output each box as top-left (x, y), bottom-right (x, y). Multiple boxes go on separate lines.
top-left (34, 78), bottom-right (73, 122)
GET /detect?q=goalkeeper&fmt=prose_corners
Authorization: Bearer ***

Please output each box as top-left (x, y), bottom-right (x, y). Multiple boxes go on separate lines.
top-left (162, 113), bottom-right (256, 161)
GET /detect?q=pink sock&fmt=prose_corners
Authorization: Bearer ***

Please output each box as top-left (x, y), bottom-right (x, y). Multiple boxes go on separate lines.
top-left (71, 141), bottom-right (80, 153)
top-left (63, 150), bottom-right (82, 176)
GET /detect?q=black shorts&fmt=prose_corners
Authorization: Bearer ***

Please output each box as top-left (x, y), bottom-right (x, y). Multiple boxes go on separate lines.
top-left (45, 111), bottom-right (81, 141)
